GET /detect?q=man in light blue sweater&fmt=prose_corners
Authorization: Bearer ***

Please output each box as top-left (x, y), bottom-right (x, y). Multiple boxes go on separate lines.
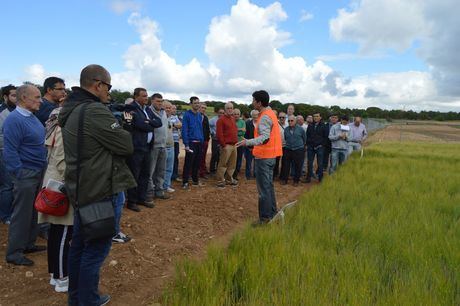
top-left (3, 84), bottom-right (47, 266)
top-left (328, 115), bottom-right (353, 174)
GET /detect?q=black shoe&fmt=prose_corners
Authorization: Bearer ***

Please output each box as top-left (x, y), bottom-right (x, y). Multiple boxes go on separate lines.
top-left (98, 294), bottom-right (111, 306)
top-left (251, 219), bottom-right (270, 228)
top-left (138, 201), bottom-right (154, 208)
top-left (24, 245), bottom-right (46, 254)
top-left (127, 203), bottom-right (141, 212)
top-left (155, 193), bottom-right (170, 200)
top-left (7, 256), bottom-right (34, 266)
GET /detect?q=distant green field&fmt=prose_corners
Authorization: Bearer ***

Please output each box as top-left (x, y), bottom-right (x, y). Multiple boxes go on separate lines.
top-left (162, 142), bottom-right (460, 305)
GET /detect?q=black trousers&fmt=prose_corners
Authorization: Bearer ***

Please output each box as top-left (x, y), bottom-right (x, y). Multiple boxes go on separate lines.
top-left (210, 138), bottom-right (220, 173)
top-left (172, 142), bottom-right (180, 180)
top-left (233, 146), bottom-right (245, 180)
top-left (48, 224), bottom-right (73, 279)
top-left (280, 149), bottom-right (305, 183)
top-left (127, 149), bottom-right (151, 204)
top-left (183, 142), bottom-right (202, 184)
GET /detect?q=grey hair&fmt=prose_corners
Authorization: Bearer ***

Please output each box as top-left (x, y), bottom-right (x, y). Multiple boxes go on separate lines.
top-left (16, 84), bottom-right (35, 103)
top-left (250, 109), bottom-right (259, 117)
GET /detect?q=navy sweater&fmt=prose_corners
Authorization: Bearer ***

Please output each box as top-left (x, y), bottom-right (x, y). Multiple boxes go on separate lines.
top-left (2, 108), bottom-right (47, 175)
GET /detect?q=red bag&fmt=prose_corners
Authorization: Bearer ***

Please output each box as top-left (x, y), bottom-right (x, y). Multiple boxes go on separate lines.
top-left (34, 188), bottom-right (70, 217)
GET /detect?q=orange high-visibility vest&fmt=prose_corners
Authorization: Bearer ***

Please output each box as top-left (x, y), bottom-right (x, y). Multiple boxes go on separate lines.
top-left (252, 108), bottom-right (283, 159)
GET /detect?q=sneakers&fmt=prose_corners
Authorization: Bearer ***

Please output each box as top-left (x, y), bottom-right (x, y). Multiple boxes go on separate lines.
top-left (112, 232), bottom-right (132, 243)
top-left (182, 182), bottom-right (190, 189)
top-left (98, 294), bottom-right (111, 306)
top-left (50, 274), bottom-right (57, 286)
top-left (166, 187), bottom-right (175, 193)
top-left (54, 277), bottom-right (68, 293)
top-left (227, 179), bottom-right (238, 186)
top-left (216, 182), bottom-right (225, 189)
top-left (192, 181), bottom-right (205, 187)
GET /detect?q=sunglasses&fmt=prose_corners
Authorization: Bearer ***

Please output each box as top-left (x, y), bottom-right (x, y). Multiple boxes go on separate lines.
top-left (93, 79), bottom-right (112, 91)
top-left (288, 119), bottom-right (295, 122)
top-left (279, 116), bottom-right (286, 119)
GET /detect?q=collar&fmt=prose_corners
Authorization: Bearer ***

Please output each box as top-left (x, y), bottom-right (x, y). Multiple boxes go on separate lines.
top-left (16, 105), bottom-right (33, 117)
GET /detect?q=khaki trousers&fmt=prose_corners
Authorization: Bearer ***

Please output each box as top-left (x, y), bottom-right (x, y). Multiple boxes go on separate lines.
top-left (216, 145), bottom-right (237, 182)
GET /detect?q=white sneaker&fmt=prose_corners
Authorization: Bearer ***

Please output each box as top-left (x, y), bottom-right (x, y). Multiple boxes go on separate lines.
top-left (166, 187), bottom-right (175, 193)
top-left (50, 275), bottom-right (57, 286)
top-left (55, 277), bottom-right (68, 293)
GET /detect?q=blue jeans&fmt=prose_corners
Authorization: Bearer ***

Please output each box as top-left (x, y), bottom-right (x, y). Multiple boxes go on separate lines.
top-left (163, 146), bottom-right (174, 189)
top-left (114, 192), bottom-right (125, 234)
top-left (244, 148), bottom-right (255, 178)
top-left (68, 202), bottom-right (113, 306)
top-left (0, 150), bottom-right (13, 223)
top-left (330, 148), bottom-right (348, 174)
top-left (307, 146), bottom-right (324, 181)
top-left (255, 158), bottom-right (277, 221)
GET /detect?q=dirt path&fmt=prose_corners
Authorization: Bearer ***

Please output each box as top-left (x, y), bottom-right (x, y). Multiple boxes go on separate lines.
top-left (0, 163), bottom-right (313, 306)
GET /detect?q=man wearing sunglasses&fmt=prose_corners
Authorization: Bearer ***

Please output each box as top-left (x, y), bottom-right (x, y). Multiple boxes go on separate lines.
top-left (59, 64), bottom-right (135, 306)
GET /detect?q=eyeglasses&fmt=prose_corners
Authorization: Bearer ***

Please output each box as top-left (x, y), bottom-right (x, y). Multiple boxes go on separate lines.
top-left (93, 79), bottom-right (112, 91)
top-left (279, 116), bottom-right (286, 119)
top-left (288, 120), bottom-right (295, 122)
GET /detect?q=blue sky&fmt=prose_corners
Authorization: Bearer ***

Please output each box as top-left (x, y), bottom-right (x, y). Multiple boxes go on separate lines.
top-left (0, 0), bottom-right (458, 111)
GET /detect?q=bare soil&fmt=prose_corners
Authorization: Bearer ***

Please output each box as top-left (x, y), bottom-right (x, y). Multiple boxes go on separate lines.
top-left (368, 123), bottom-right (460, 143)
top-left (0, 155), bottom-right (313, 306)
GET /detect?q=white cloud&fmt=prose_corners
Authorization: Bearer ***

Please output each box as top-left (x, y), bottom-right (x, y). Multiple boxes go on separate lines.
top-left (329, 0), bottom-right (460, 97)
top-left (23, 64), bottom-right (79, 88)
top-left (24, 64), bottom-right (46, 84)
top-left (12, 0), bottom-right (460, 112)
top-left (110, 0), bottom-right (141, 14)
top-left (299, 10), bottom-right (314, 23)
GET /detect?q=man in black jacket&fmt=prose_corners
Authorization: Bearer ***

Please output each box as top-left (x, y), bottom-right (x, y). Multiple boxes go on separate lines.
top-left (244, 109), bottom-right (258, 179)
top-left (199, 102), bottom-right (211, 178)
top-left (126, 88), bottom-right (162, 212)
top-left (59, 64), bottom-right (136, 306)
top-left (305, 112), bottom-right (328, 183)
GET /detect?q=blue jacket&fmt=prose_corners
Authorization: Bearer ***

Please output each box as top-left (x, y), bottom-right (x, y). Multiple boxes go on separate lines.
top-left (284, 125), bottom-right (306, 151)
top-left (181, 110), bottom-right (204, 146)
top-left (129, 102), bottom-right (162, 152)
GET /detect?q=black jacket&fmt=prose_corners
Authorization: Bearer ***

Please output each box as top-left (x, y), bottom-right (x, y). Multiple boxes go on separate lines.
top-left (306, 121), bottom-right (328, 148)
top-left (323, 122), bottom-right (332, 150)
top-left (59, 87), bottom-right (136, 207)
top-left (202, 115), bottom-right (210, 141)
top-left (129, 101), bottom-right (162, 152)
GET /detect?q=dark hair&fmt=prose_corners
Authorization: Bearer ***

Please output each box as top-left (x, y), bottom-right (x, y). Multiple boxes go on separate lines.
top-left (190, 96), bottom-right (199, 103)
top-left (1, 84), bottom-right (16, 98)
top-left (214, 106), bottom-right (224, 113)
top-left (330, 113), bottom-right (339, 117)
top-left (341, 115), bottom-right (349, 121)
top-left (252, 90), bottom-right (269, 107)
top-left (313, 112), bottom-right (321, 116)
top-left (43, 77), bottom-right (65, 93)
top-left (133, 87), bottom-right (146, 97)
top-left (151, 93), bottom-right (163, 100)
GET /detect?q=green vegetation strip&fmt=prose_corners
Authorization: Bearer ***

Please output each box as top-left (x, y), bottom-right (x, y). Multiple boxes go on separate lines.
top-left (163, 143), bottom-right (460, 305)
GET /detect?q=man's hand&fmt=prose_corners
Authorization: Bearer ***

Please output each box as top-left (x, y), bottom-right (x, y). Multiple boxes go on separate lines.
top-left (123, 112), bottom-right (133, 123)
top-left (236, 139), bottom-right (247, 147)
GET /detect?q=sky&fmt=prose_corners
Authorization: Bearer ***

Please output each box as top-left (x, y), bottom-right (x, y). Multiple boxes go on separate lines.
top-left (0, 0), bottom-right (459, 111)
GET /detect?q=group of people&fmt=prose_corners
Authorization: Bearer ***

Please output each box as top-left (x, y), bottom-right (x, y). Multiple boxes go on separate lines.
top-left (0, 64), bottom-right (367, 306)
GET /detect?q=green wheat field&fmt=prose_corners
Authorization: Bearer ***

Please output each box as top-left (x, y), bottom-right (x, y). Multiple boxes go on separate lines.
top-left (163, 142), bottom-right (460, 305)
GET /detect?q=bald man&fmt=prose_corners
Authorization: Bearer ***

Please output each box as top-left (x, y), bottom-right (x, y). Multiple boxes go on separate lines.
top-left (3, 84), bottom-right (47, 266)
top-left (59, 64), bottom-right (135, 306)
